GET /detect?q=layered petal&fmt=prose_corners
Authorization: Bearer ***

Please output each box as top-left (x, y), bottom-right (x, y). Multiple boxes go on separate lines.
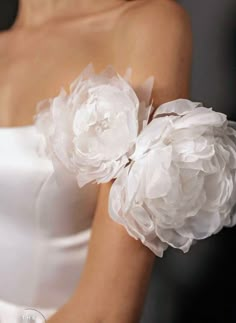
top-left (34, 63), bottom-right (155, 187)
top-left (109, 99), bottom-right (236, 256)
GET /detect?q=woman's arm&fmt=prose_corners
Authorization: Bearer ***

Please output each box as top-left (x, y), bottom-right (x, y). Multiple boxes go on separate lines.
top-left (47, 1), bottom-right (192, 322)
top-left (64, 181), bottom-right (156, 323)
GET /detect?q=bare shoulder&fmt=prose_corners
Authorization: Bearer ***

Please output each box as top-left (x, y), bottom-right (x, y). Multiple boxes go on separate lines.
top-left (116, 0), bottom-right (192, 104)
top-left (120, 0), bottom-right (191, 43)
top-left (0, 30), bottom-right (9, 50)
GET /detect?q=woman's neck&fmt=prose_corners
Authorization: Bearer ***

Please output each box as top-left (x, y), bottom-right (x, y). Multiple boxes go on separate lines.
top-left (14, 0), bottom-right (124, 29)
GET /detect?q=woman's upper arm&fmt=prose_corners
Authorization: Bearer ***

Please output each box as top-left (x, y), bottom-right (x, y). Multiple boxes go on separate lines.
top-left (52, 2), bottom-right (193, 323)
top-left (121, 0), bottom-right (193, 105)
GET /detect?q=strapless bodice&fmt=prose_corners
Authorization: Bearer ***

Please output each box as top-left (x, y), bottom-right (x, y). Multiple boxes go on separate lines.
top-left (0, 125), bottom-right (99, 309)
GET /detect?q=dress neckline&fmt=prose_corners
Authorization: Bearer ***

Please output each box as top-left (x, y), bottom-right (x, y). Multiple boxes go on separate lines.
top-left (0, 124), bottom-right (34, 130)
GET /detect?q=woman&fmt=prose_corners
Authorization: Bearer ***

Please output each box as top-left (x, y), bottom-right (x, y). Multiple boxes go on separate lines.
top-left (0, 0), bottom-right (213, 322)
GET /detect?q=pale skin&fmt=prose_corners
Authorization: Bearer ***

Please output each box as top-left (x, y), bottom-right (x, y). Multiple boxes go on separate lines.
top-left (0, 0), bottom-right (192, 322)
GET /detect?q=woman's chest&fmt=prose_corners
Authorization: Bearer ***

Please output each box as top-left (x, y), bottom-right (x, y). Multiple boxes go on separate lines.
top-left (0, 26), bottom-right (125, 127)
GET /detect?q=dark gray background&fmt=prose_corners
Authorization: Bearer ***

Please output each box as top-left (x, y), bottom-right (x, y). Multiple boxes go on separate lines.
top-left (179, 0), bottom-right (236, 121)
top-left (0, 1), bottom-right (235, 322)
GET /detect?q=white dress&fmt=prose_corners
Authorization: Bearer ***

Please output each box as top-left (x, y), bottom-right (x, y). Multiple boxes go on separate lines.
top-left (1, 63), bottom-right (236, 322)
top-left (0, 125), bottom-right (99, 322)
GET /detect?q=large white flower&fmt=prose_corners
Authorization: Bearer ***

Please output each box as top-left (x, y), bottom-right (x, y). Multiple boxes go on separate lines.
top-left (34, 63), bottom-right (154, 187)
top-left (109, 99), bottom-right (236, 256)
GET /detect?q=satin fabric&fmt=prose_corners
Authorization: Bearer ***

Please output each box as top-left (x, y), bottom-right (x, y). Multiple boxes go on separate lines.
top-left (0, 125), bottom-right (99, 320)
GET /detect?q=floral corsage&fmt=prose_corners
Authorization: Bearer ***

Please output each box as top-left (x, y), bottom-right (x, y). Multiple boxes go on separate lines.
top-left (35, 63), bottom-right (236, 257)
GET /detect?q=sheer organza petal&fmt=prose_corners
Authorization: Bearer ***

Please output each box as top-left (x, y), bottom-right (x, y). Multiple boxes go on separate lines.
top-left (34, 63), bottom-right (155, 187)
top-left (109, 99), bottom-right (236, 256)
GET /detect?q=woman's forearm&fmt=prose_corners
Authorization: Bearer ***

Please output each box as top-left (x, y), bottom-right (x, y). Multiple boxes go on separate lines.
top-left (47, 182), bottom-right (156, 323)
top-left (47, 247), bottom-right (155, 323)
top-left (47, 259), bottom-right (154, 323)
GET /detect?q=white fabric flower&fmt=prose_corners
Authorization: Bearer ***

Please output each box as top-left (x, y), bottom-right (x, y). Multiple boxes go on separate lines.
top-left (34, 63), bottom-right (154, 187)
top-left (109, 99), bottom-right (236, 256)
